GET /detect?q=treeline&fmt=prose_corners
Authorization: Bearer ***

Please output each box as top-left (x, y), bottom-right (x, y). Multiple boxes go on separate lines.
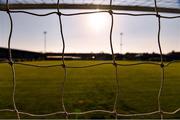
top-left (0, 47), bottom-right (45, 61)
top-left (116, 52), bottom-right (180, 61)
top-left (45, 51), bottom-right (180, 61)
top-left (0, 47), bottom-right (180, 61)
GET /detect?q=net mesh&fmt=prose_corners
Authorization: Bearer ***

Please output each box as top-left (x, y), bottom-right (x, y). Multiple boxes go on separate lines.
top-left (0, 0), bottom-right (180, 119)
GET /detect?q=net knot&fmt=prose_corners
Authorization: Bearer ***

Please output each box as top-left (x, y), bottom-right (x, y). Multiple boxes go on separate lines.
top-left (64, 111), bottom-right (69, 117)
top-left (160, 63), bottom-right (164, 68)
top-left (108, 10), bottom-right (113, 15)
top-left (156, 14), bottom-right (161, 18)
top-left (159, 110), bottom-right (164, 115)
top-left (62, 64), bottom-right (66, 68)
top-left (8, 60), bottom-right (14, 66)
top-left (57, 12), bottom-right (62, 16)
top-left (5, 8), bottom-right (10, 13)
top-left (113, 62), bottom-right (117, 67)
top-left (113, 110), bottom-right (118, 118)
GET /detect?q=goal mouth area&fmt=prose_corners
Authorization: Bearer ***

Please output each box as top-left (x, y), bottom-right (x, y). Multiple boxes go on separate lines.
top-left (0, 0), bottom-right (180, 14)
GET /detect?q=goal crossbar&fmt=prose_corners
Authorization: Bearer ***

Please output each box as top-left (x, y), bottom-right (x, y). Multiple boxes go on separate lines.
top-left (0, 3), bottom-right (180, 14)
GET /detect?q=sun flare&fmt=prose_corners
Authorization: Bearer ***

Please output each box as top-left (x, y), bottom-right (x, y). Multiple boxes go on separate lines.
top-left (88, 13), bottom-right (108, 31)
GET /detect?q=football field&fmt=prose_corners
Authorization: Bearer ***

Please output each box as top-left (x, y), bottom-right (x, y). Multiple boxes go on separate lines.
top-left (0, 60), bottom-right (180, 119)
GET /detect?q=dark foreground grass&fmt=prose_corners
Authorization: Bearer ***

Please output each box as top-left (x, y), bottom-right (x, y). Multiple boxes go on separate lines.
top-left (0, 60), bottom-right (180, 119)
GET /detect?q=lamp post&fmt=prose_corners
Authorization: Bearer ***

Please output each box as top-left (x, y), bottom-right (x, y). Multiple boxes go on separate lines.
top-left (120, 32), bottom-right (123, 54)
top-left (43, 31), bottom-right (47, 53)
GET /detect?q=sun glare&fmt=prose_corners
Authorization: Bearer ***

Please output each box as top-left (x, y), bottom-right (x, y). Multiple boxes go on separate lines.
top-left (88, 13), bottom-right (108, 31)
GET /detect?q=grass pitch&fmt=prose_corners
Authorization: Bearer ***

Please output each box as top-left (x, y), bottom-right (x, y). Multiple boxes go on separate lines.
top-left (0, 60), bottom-right (180, 119)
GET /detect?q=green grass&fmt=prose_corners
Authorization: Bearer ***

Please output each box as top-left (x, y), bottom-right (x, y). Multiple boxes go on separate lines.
top-left (0, 60), bottom-right (180, 119)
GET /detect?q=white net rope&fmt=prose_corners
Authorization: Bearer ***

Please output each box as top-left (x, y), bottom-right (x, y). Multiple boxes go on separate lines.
top-left (0, 0), bottom-right (180, 119)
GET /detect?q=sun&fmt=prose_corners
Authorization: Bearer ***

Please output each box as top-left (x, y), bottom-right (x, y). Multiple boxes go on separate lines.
top-left (88, 12), bottom-right (108, 31)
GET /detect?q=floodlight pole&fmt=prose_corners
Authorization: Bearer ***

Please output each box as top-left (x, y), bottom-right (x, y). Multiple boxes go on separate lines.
top-left (120, 32), bottom-right (123, 54)
top-left (43, 31), bottom-right (47, 53)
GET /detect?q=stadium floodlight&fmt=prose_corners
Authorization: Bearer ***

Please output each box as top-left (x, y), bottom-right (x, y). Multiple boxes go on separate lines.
top-left (43, 31), bottom-right (47, 53)
top-left (120, 32), bottom-right (123, 54)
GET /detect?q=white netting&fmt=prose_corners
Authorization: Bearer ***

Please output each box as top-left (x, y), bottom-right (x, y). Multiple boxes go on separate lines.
top-left (0, 0), bottom-right (180, 119)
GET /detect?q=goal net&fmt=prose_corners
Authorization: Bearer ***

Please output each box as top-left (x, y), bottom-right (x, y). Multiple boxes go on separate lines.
top-left (0, 0), bottom-right (180, 119)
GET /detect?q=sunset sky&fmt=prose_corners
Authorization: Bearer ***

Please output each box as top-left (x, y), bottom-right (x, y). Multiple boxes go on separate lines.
top-left (0, 9), bottom-right (180, 54)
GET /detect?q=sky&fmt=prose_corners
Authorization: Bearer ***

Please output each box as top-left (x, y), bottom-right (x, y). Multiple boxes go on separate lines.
top-left (0, 9), bottom-right (180, 54)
